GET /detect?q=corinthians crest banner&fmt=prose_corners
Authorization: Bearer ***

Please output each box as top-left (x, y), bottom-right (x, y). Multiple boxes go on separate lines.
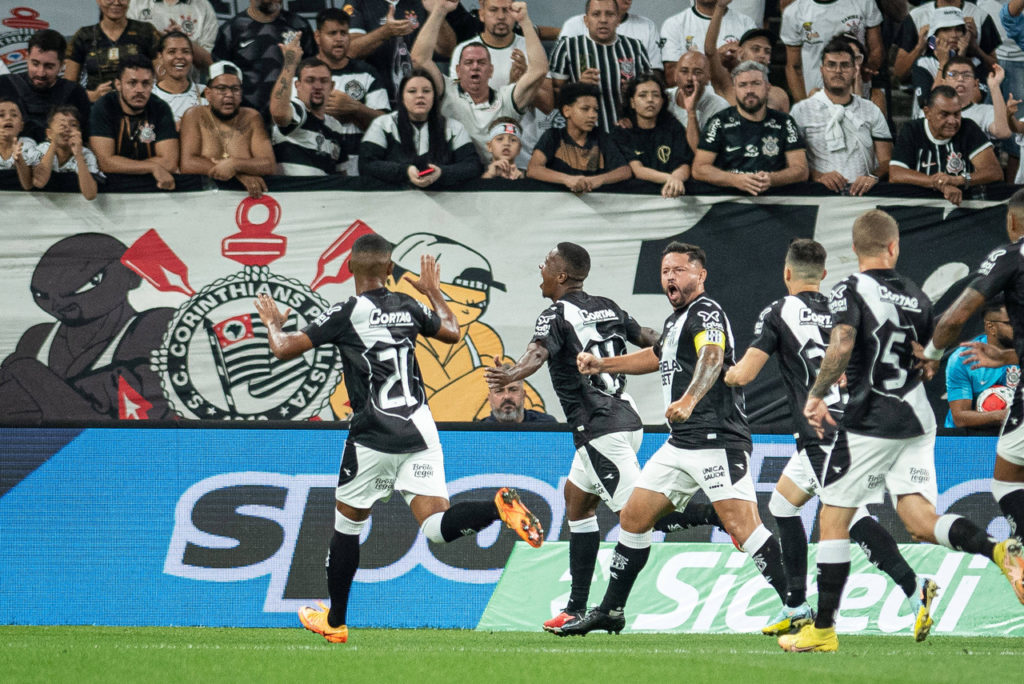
top-left (0, 189), bottom-right (1010, 424)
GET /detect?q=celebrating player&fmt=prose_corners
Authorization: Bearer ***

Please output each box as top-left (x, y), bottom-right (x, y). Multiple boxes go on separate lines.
top-left (918, 188), bottom-right (1024, 578)
top-left (787, 210), bottom-right (1024, 653)
top-left (725, 239), bottom-right (936, 641)
top-left (255, 233), bottom-right (543, 644)
top-left (485, 242), bottom-right (722, 634)
top-left (557, 242), bottom-right (799, 636)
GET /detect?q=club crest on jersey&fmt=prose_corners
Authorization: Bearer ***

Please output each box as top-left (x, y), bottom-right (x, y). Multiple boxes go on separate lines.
top-left (145, 196), bottom-right (342, 420)
top-left (1007, 365), bottom-right (1021, 388)
top-left (945, 151), bottom-right (965, 175)
top-left (344, 79), bottom-right (366, 100)
top-left (762, 135), bottom-right (779, 157)
top-left (618, 56), bottom-right (636, 81)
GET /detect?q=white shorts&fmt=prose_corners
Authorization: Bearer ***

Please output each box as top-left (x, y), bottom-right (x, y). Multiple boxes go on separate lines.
top-left (335, 440), bottom-right (449, 510)
top-left (782, 449), bottom-right (821, 496)
top-left (817, 430), bottom-right (938, 509)
top-left (568, 429), bottom-right (643, 512)
top-left (997, 383), bottom-right (1024, 466)
top-left (635, 442), bottom-right (756, 510)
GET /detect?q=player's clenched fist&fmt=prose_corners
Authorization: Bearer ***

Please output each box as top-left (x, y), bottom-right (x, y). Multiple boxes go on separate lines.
top-left (576, 351), bottom-right (602, 374)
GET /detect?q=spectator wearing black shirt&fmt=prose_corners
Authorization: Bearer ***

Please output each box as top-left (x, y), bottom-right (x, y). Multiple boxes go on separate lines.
top-left (613, 73), bottom-right (692, 198)
top-left (890, 85), bottom-right (1002, 205)
top-left (526, 82), bottom-right (630, 193)
top-left (359, 67), bottom-right (481, 188)
top-left (693, 61), bottom-right (807, 195)
top-left (482, 365), bottom-right (557, 424)
top-left (0, 30), bottom-right (90, 142)
top-left (64, 0), bottom-right (162, 103)
top-left (212, 0), bottom-right (316, 111)
top-left (89, 54), bottom-right (178, 190)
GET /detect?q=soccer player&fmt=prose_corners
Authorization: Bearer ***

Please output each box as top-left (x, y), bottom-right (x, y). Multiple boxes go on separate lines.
top-left (255, 234), bottom-right (543, 644)
top-left (484, 242), bottom-right (722, 634)
top-left (786, 210), bottom-right (1024, 653)
top-left (725, 239), bottom-right (937, 641)
top-left (919, 187), bottom-right (1024, 569)
top-left (558, 242), bottom-right (799, 636)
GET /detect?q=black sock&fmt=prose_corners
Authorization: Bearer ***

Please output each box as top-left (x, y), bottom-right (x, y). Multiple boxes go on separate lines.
top-left (997, 489), bottom-right (1024, 543)
top-left (773, 515), bottom-right (808, 606)
top-left (654, 503), bottom-right (722, 532)
top-left (814, 561), bottom-right (850, 629)
top-left (948, 517), bottom-right (997, 558)
top-left (850, 515), bottom-right (917, 598)
top-left (326, 531), bottom-right (359, 628)
top-left (439, 501), bottom-right (500, 542)
top-left (566, 531), bottom-right (600, 612)
top-left (598, 543), bottom-right (650, 614)
top-left (750, 534), bottom-right (795, 606)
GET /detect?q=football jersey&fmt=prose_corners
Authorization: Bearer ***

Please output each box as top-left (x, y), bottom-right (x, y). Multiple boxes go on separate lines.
top-left (828, 270), bottom-right (936, 438)
top-left (449, 34), bottom-right (529, 90)
top-left (559, 12), bottom-right (663, 66)
top-left (654, 295), bottom-right (751, 451)
top-left (665, 86), bottom-right (730, 132)
top-left (890, 117), bottom-right (992, 179)
top-left (302, 287), bottom-right (441, 453)
top-left (329, 59), bottom-right (391, 174)
top-left (698, 106), bottom-right (804, 173)
top-left (750, 291), bottom-right (846, 448)
top-left (780, 0), bottom-right (882, 93)
top-left (271, 98), bottom-right (347, 176)
top-left (969, 239), bottom-right (1024, 362)
top-left (660, 6), bottom-right (756, 63)
top-left (530, 291), bottom-right (644, 447)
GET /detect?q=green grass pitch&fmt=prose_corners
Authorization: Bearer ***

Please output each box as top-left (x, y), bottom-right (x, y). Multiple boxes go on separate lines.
top-left (2, 626), bottom-right (1019, 683)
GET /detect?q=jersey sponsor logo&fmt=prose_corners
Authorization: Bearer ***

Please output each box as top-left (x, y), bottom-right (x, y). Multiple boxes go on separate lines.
top-left (762, 135), bottom-right (779, 157)
top-left (580, 308), bottom-right (617, 324)
top-left (877, 285), bottom-right (921, 313)
top-left (696, 309), bottom-right (723, 328)
top-left (978, 248), bottom-right (1006, 276)
top-left (657, 145), bottom-right (672, 164)
top-left (705, 117), bottom-right (723, 142)
top-left (369, 309), bottom-right (414, 328)
top-left (828, 284), bottom-right (848, 313)
top-left (412, 463), bottom-right (434, 478)
top-left (374, 477), bottom-right (395, 490)
top-left (909, 467), bottom-right (931, 484)
top-left (763, 119), bottom-right (782, 131)
top-left (703, 464), bottom-right (725, 479)
top-left (867, 473), bottom-right (885, 489)
top-left (659, 358), bottom-right (681, 385)
top-left (744, 143), bottom-right (759, 158)
top-left (534, 313), bottom-right (556, 336)
top-left (799, 308), bottom-right (831, 327)
top-left (314, 304), bottom-right (343, 327)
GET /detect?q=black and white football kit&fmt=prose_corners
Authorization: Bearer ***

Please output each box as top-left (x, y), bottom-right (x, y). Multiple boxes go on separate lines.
top-left (303, 287), bottom-right (448, 508)
top-left (532, 291), bottom-right (646, 510)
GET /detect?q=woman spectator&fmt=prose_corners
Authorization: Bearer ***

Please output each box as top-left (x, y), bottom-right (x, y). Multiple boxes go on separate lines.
top-left (359, 68), bottom-right (481, 189)
top-left (64, 0), bottom-right (161, 103)
top-left (613, 73), bottom-right (692, 198)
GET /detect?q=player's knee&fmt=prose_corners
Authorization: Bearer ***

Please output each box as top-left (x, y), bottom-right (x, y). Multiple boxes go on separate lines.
top-left (769, 490), bottom-right (802, 518)
top-left (335, 509), bottom-right (368, 536)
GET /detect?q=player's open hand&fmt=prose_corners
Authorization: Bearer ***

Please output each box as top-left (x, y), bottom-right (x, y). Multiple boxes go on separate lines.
top-left (404, 253), bottom-right (442, 295)
top-left (255, 293), bottom-right (290, 329)
top-left (803, 396), bottom-right (835, 439)
top-left (576, 351), bottom-right (602, 375)
top-left (959, 340), bottom-right (1014, 369)
top-left (484, 355), bottom-right (513, 389)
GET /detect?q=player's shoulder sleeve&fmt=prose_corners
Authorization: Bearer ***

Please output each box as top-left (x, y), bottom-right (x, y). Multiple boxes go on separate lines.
top-left (620, 307), bottom-right (645, 347)
top-left (779, 4), bottom-right (803, 46)
top-left (531, 303), bottom-right (565, 354)
top-left (960, 118), bottom-right (994, 160)
top-left (302, 297), bottom-right (357, 347)
top-left (686, 298), bottom-right (728, 353)
top-left (405, 294), bottom-right (442, 338)
top-left (749, 299), bottom-right (783, 354)
top-left (780, 112), bottom-right (804, 150)
top-left (828, 276), bottom-right (861, 329)
top-left (970, 242), bottom-right (1022, 298)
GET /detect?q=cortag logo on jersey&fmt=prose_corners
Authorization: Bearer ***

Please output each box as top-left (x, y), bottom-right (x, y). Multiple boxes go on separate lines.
top-left (978, 249), bottom-right (1006, 276)
top-left (799, 308), bottom-right (831, 327)
top-left (878, 286), bottom-right (921, 312)
top-left (580, 308), bottom-right (617, 324)
top-left (369, 309), bottom-right (413, 327)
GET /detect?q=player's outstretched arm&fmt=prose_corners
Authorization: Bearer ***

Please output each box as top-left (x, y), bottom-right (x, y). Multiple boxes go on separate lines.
top-left (578, 347), bottom-right (659, 376)
top-left (804, 323), bottom-right (855, 436)
top-left (666, 345), bottom-right (724, 422)
top-left (723, 347), bottom-right (770, 387)
top-left (957, 340), bottom-right (1019, 369)
top-left (255, 294), bottom-right (313, 360)
top-left (404, 254), bottom-right (461, 343)
top-left (484, 344), bottom-right (549, 389)
top-left (929, 286), bottom-right (986, 353)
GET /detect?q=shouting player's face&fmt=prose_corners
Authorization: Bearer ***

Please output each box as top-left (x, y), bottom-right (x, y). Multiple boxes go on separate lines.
top-left (660, 252), bottom-right (705, 308)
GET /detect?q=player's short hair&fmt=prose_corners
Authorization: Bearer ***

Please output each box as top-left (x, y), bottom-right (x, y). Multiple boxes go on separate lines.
top-left (926, 85), bottom-right (958, 108)
top-left (352, 233), bottom-right (392, 256)
top-left (662, 242), bottom-right (706, 268)
top-left (296, 57), bottom-right (330, 80)
top-left (585, 0), bottom-right (620, 13)
top-left (46, 104), bottom-right (81, 128)
top-left (316, 8), bottom-right (350, 29)
top-left (942, 56), bottom-right (975, 79)
top-left (555, 242), bottom-right (591, 281)
top-left (983, 294), bottom-right (1007, 319)
top-left (820, 37), bottom-right (855, 64)
top-left (786, 239), bottom-right (827, 280)
top-left (1009, 187), bottom-right (1024, 214)
top-left (157, 30), bottom-right (192, 54)
top-left (852, 209), bottom-right (899, 256)
top-left (117, 54), bottom-right (155, 79)
top-left (27, 28), bottom-right (66, 58)
top-left (731, 60), bottom-right (768, 81)
top-left (350, 233), bottom-right (393, 277)
top-left (558, 81), bottom-right (601, 110)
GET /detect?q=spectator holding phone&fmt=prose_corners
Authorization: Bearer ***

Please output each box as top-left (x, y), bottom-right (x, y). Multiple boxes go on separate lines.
top-left (359, 67), bottom-right (481, 188)
top-left (910, 8), bottom-right (986, 118)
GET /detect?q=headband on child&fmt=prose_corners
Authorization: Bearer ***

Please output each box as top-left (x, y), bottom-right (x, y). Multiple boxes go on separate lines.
top-left (488, 122), bottom-right (521, 141)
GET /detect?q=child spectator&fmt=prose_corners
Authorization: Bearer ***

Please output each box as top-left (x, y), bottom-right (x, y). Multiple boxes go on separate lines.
top-left (0, 97), bottom-right (40, 190)
top-left (481, 117), bottom-right (524, 179)
top-left (33, 106), bottom-right (101, 200)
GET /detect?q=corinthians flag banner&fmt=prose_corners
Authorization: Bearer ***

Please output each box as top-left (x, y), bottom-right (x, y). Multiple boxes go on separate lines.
top-left (0, 188), bottom-right (1010, 426)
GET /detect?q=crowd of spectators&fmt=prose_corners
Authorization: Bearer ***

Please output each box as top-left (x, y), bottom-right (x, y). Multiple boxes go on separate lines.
top-left (4, 0), bottom-right (1024, 201)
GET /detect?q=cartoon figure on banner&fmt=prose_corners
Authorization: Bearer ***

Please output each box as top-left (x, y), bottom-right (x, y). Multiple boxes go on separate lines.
top-left (0, 233), bottom-right (173, 421)
top-left (143, 195), bottom-right (342, 420)
top-left (318, 231), bottom-right (546, 421)
top-left (0, 7), bottom-right (49, 75)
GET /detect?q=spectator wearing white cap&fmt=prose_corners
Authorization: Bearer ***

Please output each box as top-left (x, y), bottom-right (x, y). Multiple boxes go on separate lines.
top-left (180, 60), bottom-right (275, 197)
top-left (910, 7), bottom-right (990, 119)
top-left (481, 117), bottom-right (524, 179)
top-left (893, 0), bottom-right (1000, 81)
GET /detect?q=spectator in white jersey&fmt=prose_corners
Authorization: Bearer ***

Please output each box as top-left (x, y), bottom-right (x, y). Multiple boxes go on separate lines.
top-left (790, 38), bottom-right (892, 196)
top-left (613, 73), bottom-right (692, 198)
top-left (660, 0), bottom-right (755, 85)
top-left (665, 51), bottom-right (730, 155)
top-left (942, 57), bottom-right (1012, 140)
top-left (359, 67), bottom-right (482, 188)
top-left (411, 0), bottom-right (547, 164)
top-left (548, 0), bottom-right (652, 133)
top-left (257, 233), bottom-right (545, 644)
top-left (32, 106), bottom-right (101, 200)
top-left (0, 97), bottom-right (39, 191)
top-left (153, 32), bottom-right (206, 129)
top-left (693, 61), bottom-right (808, 195)
top-left (908, 8), bottom-right (989, 119)
top-left (781, 0), bottom-right (884, 103)
top-left (450, 0), bottom-right (530, 89)
top-left (314, 8), bottom-right (390, 176)
top-left (890, 85), bottom-right (1002, 205)
top-left (706, 13), bottom-right (791, 113)
top-left (180, 61), bottom-right (275, 197)
top-left (558, 0), bottom-right (663, 76)
top-left (128, 0), bottom-right (218, 68)
top-left (270, 36), bottom-right (347, 176)
top-left (480, 117), bottom-right (524, 179)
